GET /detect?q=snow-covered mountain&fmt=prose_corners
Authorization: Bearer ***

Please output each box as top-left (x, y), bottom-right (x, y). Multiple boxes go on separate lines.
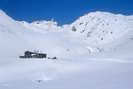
top-left (1, 10), bottom-right (133, 89)
top-left (17, 20), bottom-right (61, 33)
top-left (1, 9), bottom-right (133, 56)
top-left (72, 11), bottom-right (133, 47)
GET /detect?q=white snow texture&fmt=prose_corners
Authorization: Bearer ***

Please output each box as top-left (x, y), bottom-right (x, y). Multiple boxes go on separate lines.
top-left (0, 10), bottom-right (133, 89)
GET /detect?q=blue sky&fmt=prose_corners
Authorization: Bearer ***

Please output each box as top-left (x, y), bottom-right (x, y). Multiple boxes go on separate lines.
top-left (0, 0), bottom-right (133, 25)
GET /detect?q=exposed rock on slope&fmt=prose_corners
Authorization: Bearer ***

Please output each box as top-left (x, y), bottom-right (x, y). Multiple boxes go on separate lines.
top-left (71, 11), bottom-right (133, 47)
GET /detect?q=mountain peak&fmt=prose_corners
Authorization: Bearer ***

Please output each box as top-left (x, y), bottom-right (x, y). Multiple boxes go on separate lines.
top-left (0, 9), bottom-right (6, 15)
top-left (31, 20), bottom-right (58, 26)
top-left (71, 11), bottom-right (133, 47)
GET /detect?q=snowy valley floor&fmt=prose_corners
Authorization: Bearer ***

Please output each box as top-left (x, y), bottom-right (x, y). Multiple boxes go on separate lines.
top-left (0, 57), bottom-right (133, 89)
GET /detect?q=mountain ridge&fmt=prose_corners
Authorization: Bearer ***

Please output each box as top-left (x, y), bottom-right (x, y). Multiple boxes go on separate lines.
top-left (0, 9), bottom-right (133, 56)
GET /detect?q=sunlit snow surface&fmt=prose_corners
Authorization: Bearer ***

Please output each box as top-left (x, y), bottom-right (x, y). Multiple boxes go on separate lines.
top-left (0, 10), bottom-right (133, 89)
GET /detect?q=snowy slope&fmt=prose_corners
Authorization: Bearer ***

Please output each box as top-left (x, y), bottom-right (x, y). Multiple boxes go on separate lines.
top-left (18, 20), bottom-right (61, 33)
top-left (71, 12), bottom-right (133, 51)
top-left (0, 10), bottom-right (90, 59)
top-left (0, 10), bottom-right (133, 89)
top-left (0, 10), bottom-right (29, 57)
top-left (1, 10), bottom-right (133, 56)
